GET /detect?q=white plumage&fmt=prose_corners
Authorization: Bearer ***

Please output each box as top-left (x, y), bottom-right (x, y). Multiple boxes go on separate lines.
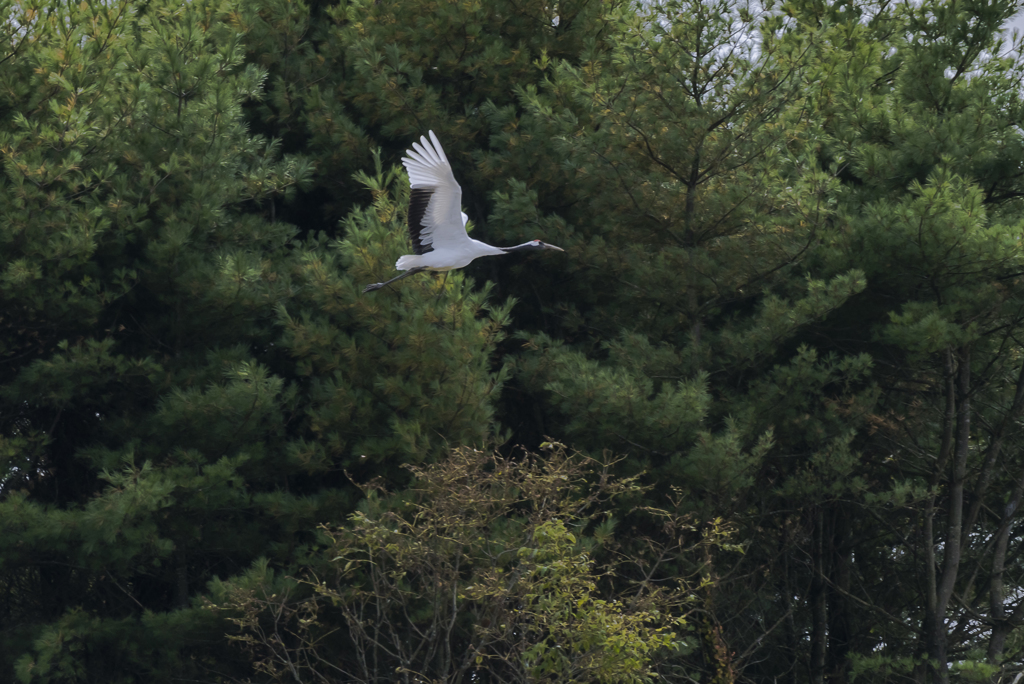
top-left (363, 131), bottom-right (563, 293)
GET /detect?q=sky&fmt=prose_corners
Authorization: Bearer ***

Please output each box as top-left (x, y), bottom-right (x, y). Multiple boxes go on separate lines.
top-left (1008, 7), bottom-right (1024, 36)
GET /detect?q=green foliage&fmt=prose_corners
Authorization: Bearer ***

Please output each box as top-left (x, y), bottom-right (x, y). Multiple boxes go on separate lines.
top-left (233, 0), bottom-right (622, 232)
top-left (518, 332), bottom-right (713, 454)
top-left (848, 653), bottom-right (920, 684)
top-left (482, 0), bottom-right (1024, 681)
top-left (0, 1), bottom-right (511, 680)
top-left (492, 0), bottom-right (870, 504)
top-left (210, 446), bottom-right (702, 683)
top-left (777, 0), bottom-right (1024, 681)
top-left (5, 0), bottom-right (1024, 681)
top-left (277, 155), bottom-right (513, 472)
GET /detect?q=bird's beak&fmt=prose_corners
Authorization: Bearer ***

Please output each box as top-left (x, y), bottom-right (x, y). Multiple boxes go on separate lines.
top-left (544, 243), bottom-right (565, 252)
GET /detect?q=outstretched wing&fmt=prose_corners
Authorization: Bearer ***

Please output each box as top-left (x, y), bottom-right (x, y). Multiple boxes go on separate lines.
top-left (402, 131), bottom-right (468, 255)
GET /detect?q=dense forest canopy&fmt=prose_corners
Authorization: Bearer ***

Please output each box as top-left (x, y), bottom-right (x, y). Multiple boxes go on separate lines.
top-left (2, 0), bottom-right (1024, 682)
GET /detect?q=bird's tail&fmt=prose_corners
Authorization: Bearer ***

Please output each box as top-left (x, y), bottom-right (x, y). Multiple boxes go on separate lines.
top-left (396, 255), bottom-right (422, 271)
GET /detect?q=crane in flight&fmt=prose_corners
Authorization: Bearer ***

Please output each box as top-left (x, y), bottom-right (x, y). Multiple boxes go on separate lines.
top-left (363, 131), bottom-right (564, 293)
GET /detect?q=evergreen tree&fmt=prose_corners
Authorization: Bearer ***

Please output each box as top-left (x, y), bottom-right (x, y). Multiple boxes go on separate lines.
top-left (7, 0), bottom-right (1024, 681)
top-left (791, 0), bottom-right (1024, 681)
top-left (476, 0), bottom-right (1024, 681)
top-left (233, 0), bottom-right (622, 233)
top-left (483, 2), bottom-right (875, 679)
top-left (0, 1), bottom-right (510, 680)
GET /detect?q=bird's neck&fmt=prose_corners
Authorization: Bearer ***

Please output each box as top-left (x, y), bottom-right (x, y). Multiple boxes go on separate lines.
top-left (500, 242), bottom-right (540, 253)
top-left (470, 239), bottom-right (507, 257)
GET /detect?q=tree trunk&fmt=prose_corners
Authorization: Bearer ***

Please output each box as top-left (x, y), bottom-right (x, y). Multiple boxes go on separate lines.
top-left (925, 347), bottom-right (971, 684)
top-left (986, 465), bottom-right (1024, 669)
top-left (918, 347), bottom-right (970, 684)
top-left (810, 507), bottom-right (827, 684)
top-left (827, 508), bottom-right (852, 684)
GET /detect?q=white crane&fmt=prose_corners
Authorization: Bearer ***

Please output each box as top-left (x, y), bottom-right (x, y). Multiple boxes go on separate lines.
top-left (363, 131), bottom-right (564, 293)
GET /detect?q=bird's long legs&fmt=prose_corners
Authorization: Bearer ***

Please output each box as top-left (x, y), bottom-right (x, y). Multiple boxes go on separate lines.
top-left (363, 267), bottom-right (427, 293)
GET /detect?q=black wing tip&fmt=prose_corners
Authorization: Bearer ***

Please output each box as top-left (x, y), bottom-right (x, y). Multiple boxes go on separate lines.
top-left (408, 188), bottom-right (435, 256)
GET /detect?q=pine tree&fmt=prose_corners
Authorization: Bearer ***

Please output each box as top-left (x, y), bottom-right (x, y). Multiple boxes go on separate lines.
top-left (0, 0), bottom-right (510, 680)
top-left (465, 0), bottom-right (1024, 681)
top-left (9, 0), bottom-right (1024, 681)
top-left (791, 0), bottom-right (1024, 681)
top-left (233, 0), bottom-right (621, 233)
top-left (476, 4), bottom-right (878, 679)
top-left (222, 0), bottom-right (1024, 680)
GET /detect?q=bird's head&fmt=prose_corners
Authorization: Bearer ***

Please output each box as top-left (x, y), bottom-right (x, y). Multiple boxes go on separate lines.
top-left (499, 239), bottom-right (566, 255)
